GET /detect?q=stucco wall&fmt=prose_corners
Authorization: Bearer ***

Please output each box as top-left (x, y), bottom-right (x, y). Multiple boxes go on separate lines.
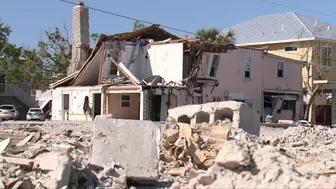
top-left (52, 87), bottom-right (98, 121)
top-left (107, 93), bottom-right (140, 119)
top-left (202, 48), bottom-right (303, 120)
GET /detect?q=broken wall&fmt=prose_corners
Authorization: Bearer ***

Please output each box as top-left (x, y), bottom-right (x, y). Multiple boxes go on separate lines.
top-left (52, 87), bottom-right (100, 121)
top-left (167, 101), bottom-right (260, 136)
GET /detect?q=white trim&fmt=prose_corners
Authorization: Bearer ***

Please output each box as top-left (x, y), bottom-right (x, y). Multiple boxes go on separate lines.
top-left (120, 94), bottom-right (131, 108)
top-left (263, 89), bottom-right (300, 95)
top-left (107, 90), bottom-right (142, 94)
top-left (236, 37), bottom-right (315, 46)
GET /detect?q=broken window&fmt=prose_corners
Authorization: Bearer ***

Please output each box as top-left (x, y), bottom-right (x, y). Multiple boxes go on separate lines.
top-left (121, 95), bottom-right (130, 107)
top-left (244, 56), bottom-right (251, 79)
top-left (183, 54), bottom-right (190, 78)
top-left (209, 55), bottom-right (220, 77)
top-left (322, 46), bottom-right (333, 67)
top-left (282, 100), bottom-right (295, 110)
top-left (110, 51), bottom-right (118, 75)
top-left (277, 61), bottom-right (285, 78)
top-left (284, 46), bottom-right (298, 52)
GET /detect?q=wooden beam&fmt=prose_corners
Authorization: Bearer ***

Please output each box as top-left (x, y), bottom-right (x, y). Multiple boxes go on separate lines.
top-left (98, 43), bottom-right (105, 85)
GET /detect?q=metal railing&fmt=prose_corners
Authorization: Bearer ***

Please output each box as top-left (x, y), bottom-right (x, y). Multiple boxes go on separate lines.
top-left (0, 83), bottom-right (37, 108)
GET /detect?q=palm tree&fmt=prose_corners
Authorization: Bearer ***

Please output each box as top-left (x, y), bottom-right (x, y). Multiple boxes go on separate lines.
top-left (195, 28), bottom-right (235, 44)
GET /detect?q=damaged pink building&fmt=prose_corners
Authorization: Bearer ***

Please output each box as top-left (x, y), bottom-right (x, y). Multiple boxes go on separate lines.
top-left (50, 2), bottom-right (304, 122)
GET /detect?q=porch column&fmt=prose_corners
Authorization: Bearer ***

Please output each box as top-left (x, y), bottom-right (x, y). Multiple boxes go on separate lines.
top-left (139, 91), bottom-right (144, 120)
top-left (101, 89), bottom-right (107, 115)
top-left (332, 90), bottom-right (336, 126)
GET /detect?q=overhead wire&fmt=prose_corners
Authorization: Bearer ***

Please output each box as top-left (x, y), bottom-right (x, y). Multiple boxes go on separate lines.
top-left (258, 0), bottom-right (334, 17)
top-left (57, 0), bottom-right (197, 35)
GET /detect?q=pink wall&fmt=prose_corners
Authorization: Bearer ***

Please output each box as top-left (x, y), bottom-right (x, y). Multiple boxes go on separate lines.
top-left (202, 48), bottom-right (303, 120)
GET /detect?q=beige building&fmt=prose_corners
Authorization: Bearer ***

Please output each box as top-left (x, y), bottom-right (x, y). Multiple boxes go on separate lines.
top-left (221, 12), bottom-right (336, 124)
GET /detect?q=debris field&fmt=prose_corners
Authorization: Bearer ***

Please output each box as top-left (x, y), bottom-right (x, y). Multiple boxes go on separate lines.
top-left (0, 119), bottom-right (335, 189)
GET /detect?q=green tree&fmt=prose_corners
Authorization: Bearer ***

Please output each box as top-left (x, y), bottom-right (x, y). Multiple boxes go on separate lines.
top-left (133, 20), bottom-right (146, 31)
top-left (90, 33), bottom-right (99, 45)
top-left (37, 27), bottom-right (71, 83)
top-left (196, 28), bottom-right (235, 44)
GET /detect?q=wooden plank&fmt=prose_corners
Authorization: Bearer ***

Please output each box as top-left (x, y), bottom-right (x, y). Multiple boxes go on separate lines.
top-left (98, 42), bottom-right (105, 85)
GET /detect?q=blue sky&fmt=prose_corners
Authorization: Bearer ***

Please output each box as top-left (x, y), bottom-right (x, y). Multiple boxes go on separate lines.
top-left (1, 0), bottom-right (335, 48)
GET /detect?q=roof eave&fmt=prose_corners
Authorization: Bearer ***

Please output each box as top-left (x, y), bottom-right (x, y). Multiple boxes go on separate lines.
top-left (236, 37), bottom-right (315, 46)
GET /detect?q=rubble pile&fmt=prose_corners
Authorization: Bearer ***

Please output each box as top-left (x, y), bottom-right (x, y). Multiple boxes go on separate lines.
top-left (159, 122), bottom-right (231, 180)
top-left (172, 130), bottom-right (336, 189)
top-left (271, 126), bottom-right (336, 174)
top-left (0, 123), bottom-right (127, 189)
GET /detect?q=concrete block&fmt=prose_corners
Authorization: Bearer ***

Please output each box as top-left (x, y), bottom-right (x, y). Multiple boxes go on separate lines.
top-left (91, 118), bottom-right (162, 180)
top-left (168, 101), bottom-right (260, 136)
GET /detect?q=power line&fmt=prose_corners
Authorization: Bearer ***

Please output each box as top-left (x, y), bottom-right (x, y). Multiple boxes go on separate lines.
top-left (57, 0), bottom-right (196, 35)
top-left (258, 0), bottom-right (333, 17)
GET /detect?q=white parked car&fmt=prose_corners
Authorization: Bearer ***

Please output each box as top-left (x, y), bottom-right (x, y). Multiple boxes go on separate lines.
top-left (26, 108), bottom-right (45, 121)
top-left (0, 104), bottom-right (19, 120)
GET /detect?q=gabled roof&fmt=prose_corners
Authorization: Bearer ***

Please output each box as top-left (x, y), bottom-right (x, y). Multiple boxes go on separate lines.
top-left (220, 12), bottom-right (336, 45)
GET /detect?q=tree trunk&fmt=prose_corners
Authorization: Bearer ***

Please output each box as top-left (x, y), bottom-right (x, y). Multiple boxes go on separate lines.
top-left (304, 92), bottom-right (317, 121)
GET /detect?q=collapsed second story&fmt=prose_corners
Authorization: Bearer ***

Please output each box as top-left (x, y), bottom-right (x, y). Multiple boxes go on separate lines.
top-left (52, 24), bottom-right (235, 90)
top-left (220, 12), bottom-right (336, 89)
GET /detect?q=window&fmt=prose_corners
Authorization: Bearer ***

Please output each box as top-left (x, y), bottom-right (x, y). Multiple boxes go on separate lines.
top-left (277, 61), bottom-right (285, 78)
top-left (282, 100), bottom-right (295, 110)
top-left (244, 56), bottom-right (252, 79)
top-left (322, 46), bottom-right (333, 67)
top-left (212, 97), bottom-right (221, 102)
top-left (110, 51), bottom-right (118, 75)
top-left (209, 55), bottom-right (220, 77)
top-left (284, 46), bottom-right (298, 52)
top-left (121, 95), bottom-right (130, 107)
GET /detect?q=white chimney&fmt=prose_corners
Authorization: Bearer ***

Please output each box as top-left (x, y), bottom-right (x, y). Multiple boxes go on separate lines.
top-left (68, 1), bottom-right (90, 75)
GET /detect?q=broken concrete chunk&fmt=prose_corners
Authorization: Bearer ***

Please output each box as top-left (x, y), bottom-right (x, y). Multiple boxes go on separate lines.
top-left (178, 123), bottom-right (192, 139)
top-left (34, 152), bottom-right (71, 189)
top-left (215, 140), bottom-right (251, 169)
top-left (91, 118), bottom-right (161, 180)
top-left (16, 133), bottom-right (34, 147)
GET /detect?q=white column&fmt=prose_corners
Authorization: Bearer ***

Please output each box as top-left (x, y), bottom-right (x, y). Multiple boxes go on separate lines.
top-left (140, 91), bottom-right (144, 120)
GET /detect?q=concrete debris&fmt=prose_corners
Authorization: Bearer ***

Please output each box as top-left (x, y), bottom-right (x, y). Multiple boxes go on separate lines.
top-left (0, 110), bottom-right (335, 189)
top-left (167, 101), bottom-right (260, 136)
top-left (173, 127), bottom-right (336, 189)
top-left (91, 118), bottom-right (161, 180)
top-left (0, 121), bottom-right (128, 189)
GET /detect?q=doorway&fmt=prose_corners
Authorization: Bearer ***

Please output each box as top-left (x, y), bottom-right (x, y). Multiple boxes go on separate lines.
top-left (93, 93), bottom-right (101, 120)
top-left (62, 94), bottom-right (70, 120)
top-left (151, 95), bottom-right (161, 121)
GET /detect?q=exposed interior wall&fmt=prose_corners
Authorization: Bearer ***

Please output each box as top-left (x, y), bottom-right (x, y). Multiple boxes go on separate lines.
top-left (107, 93), bottom-right (140, 119)
top-left (147, 43), bottom-right (184, 82)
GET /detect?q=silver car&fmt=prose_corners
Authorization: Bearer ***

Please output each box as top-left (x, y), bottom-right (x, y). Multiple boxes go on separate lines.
top-left (0, 104), bottom-right (19, 120)
top-left (26, 108), bottom-right (45, 121)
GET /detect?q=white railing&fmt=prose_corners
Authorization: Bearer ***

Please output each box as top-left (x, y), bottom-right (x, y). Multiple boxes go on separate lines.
top-left (0, 83), bottom-right (37, 108)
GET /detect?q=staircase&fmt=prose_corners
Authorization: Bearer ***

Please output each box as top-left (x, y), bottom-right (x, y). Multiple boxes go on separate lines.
top-left (0, 83), bottom-right (37, 108)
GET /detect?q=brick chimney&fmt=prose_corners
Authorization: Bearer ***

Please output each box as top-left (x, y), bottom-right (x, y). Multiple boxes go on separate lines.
top-left (68, 2), bottom-right (90, 75)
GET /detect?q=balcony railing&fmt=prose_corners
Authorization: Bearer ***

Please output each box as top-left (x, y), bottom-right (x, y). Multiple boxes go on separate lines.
top-left (0, 83), bottom-right (37, 108)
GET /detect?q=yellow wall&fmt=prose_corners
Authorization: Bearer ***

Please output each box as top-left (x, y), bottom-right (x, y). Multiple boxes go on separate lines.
top-left (250, 40), bottom-right (336, 87)
top-left (107, 93), bottom-right (140, 119)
